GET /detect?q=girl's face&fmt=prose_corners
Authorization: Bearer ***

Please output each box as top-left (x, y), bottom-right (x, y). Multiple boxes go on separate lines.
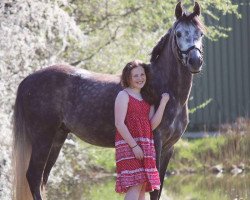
top-left (129, 66), bottom-right (146, 90)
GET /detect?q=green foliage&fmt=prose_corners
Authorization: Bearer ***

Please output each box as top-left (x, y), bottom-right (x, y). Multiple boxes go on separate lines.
top-left (79, 121), bottom-right (250, 174)
top-left (48, 169), bottom-right (250, 199)
top-left (83, 178), bottom-right (124, 200)
top-left (189, 98), bottom-right (213, 114)
top-left (57, 0), bottom-right (241, 73)
top-left (73, 120), bottom-right (250, 175)
top-left (164, 173), bottom-right (250, 200)
top-left (169, 137), bottom-right (226, 171)
top-left (83, 143), bottom-right (116, 172)
top-left (170, 119), bottom-right (250, 171)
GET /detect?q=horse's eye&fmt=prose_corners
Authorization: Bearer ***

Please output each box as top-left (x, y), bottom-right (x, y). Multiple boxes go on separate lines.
top-left (200, 32), bottom-right (204, 37)
top-left (176, 31), bottom-right (182, 38)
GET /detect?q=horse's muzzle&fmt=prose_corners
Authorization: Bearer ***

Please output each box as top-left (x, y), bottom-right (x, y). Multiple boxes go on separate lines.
top-left (187, 49), bottom-right (203, 73)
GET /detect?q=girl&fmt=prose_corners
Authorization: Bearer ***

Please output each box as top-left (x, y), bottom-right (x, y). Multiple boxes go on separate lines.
top-left (115, 60), bottom-right (169, 200)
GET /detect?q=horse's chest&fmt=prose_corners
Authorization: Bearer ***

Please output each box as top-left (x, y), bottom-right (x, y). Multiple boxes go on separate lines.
top-left (168, 105), bottom-right (187, 134)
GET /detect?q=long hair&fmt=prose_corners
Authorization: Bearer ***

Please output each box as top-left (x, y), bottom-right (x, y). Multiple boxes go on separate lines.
top-left (121, 60), bottom-right (157, 105)
top-left (13, 79), bottom-right (33, 200)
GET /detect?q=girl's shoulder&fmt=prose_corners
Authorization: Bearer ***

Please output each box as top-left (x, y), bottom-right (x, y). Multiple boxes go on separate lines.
top-left (115, 90), bottom-right (129, 102)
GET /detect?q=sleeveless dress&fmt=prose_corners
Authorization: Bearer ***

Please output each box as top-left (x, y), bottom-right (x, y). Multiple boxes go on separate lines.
top-left (115, 93), bottom-right (161, 193)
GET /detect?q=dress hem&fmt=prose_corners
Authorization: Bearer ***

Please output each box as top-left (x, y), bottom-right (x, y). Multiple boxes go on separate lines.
top-left (115, 180), bottom-right (160, 194)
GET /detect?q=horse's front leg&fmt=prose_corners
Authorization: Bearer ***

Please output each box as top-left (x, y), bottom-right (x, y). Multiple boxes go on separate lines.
top-left (149, 130), bottom-right (162, 200)
top-left (153, 130), bottom-right (162, 170)
top-left (150, 146), bottom-right (174, 200)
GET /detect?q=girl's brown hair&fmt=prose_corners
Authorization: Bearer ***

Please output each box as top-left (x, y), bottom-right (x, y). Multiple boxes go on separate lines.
top-left (121, 60), bottom-right (156, 105)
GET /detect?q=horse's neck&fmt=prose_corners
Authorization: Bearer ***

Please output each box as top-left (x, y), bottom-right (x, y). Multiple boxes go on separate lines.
top-left (152, 47), bottom-right (193, 106)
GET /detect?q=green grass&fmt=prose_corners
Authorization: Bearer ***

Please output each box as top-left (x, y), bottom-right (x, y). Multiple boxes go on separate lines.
top-left (83, 144), bottom-right (116, 173)
top-left (77, 118), bottom-right (250, 173)
top-left (83, 177), bottom-right (124, 200)
top-left (169, 136), bottom-right (227, 171)
top-left (164, 173), bottom-right (250, 200)
top-left (169, 118), bottom-right (250, 172)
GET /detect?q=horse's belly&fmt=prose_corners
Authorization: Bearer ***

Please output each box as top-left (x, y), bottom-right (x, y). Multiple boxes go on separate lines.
top-left (72, 125), bottom-right (115, 148)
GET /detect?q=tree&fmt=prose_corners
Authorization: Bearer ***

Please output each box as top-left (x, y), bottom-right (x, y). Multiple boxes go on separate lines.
top-left (0, 1), bottom-right (86, 199)
top-left (60, 0), bottom-right (240, 72)
top-left (0, 1), bottom-right (240, 199)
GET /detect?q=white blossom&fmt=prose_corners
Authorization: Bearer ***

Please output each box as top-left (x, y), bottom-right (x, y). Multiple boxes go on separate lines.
top-left (0, 0), bottom-right (86, 198)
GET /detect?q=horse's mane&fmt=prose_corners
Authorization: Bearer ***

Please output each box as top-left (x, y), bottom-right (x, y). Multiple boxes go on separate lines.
top-left (150, 13), bottom-right (205, 64)
top-left (150, 29), bottom-right (171, 63)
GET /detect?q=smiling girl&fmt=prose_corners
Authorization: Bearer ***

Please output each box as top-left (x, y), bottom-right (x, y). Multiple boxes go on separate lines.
top-left (114, 60), bottom-right (169, 200)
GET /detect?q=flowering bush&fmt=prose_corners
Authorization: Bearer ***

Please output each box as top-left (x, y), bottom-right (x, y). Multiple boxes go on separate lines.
top-left (0, 0), bottom-right (85, 199)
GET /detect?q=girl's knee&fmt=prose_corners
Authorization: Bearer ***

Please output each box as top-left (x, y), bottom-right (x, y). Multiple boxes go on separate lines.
top-left (127, 183), bottom-right (143, 192)
top-left (134, 183), bottom-right (144, 190)
top-left (138, 183), bottom-right (146, 200)
top-left (125, 184), bottom-right (144, 200)
top-left (140, 183), bottom-right (146, 191)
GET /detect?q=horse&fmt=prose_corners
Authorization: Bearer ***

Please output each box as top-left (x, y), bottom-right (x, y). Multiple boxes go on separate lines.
top-left (13, 2), bottom-right (205, 200)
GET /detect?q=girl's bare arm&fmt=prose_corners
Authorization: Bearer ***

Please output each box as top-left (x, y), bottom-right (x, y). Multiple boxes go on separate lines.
top-left (115, 91), bottom-right (137, 148)
top-left (115, 91), bottom-right (144, 160)
top-left (150, 93), bottom-right (169, 130)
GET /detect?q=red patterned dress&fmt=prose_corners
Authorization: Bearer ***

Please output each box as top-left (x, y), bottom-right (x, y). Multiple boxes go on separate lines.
top-left (115, 93), bottom-right (161, 193)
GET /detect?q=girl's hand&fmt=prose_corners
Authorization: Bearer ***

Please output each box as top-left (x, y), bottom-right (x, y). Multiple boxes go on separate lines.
top-left (160, 93), bottom-right (170, 104)
top-left (132, 145), bottom-right (144, 160)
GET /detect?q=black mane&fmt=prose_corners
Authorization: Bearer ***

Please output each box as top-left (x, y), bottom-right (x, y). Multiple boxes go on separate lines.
top-left (150, 29), bottom-right (171, 63)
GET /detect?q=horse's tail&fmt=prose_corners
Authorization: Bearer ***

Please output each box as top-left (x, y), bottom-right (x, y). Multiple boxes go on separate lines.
top-left (12, 79), bottom-right (33, 200)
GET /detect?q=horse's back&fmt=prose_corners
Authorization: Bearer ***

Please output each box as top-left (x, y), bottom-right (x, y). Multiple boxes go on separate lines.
top-left (62, 66), bottom-right (122, 146)
top-left (18, 64), bottom-right (120, 111)
top-left (18, 64), bottom-right (121, 146)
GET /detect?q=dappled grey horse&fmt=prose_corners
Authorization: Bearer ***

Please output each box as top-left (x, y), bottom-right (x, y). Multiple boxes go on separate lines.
top-left (13, 2), bottom-right (205, 200)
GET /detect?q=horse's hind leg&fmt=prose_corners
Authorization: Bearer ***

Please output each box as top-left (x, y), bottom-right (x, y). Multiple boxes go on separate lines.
top-left (26, 130), bottom-right (56, 200)
top-left (42, 127), bottom-right (69, 186)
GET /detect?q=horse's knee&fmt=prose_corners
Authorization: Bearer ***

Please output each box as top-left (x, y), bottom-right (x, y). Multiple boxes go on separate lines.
top-left (168, 131), bottom-right (183, 147)
top-left (168, 146), bottom-right (174, 156)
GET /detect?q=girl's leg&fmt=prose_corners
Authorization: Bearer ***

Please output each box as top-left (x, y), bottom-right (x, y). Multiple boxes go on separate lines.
top-left (138, 183), bottom-right (146, 200)
top-left (125, 184), bottom-right (143, 200)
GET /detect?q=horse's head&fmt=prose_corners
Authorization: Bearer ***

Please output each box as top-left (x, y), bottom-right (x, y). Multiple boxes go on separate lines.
top-left (172, 2), bottom-right (205, 74)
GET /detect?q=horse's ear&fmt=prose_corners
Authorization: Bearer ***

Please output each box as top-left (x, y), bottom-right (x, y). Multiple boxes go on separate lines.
top-left (193, 2), bottom-right (201, 16)
top-left (175, 2), bottom-right (183, 20)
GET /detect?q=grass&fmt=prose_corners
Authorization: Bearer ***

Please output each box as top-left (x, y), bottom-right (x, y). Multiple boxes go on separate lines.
top-left (163, 173), bottom-right (250, 200)
top-left (168, 136), bottom-right (227, 172)
top-left (77, 118), bottom-right (250, 173)
top-left (86, 145), bottom-right (116, 173)
top-left (82, 177), bottom-right (124, 200)
top-left (169, 118), bottom-right (250, 172)
top-left (46, 118), bottom-right (250, 199)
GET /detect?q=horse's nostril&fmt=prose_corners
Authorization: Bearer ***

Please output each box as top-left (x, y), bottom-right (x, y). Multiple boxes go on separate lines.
top-left (189, 58), bottom-right (194, 65)
top-left (189, 57), bottom-right (203, 67)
